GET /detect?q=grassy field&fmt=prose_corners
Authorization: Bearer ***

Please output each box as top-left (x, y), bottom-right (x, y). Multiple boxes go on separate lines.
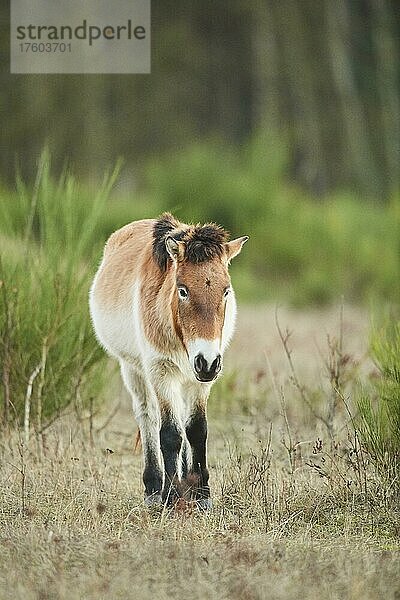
top-left (0, 159), bottom-right (398, 598)
top-left (1, 304), bottom-right (398, 600)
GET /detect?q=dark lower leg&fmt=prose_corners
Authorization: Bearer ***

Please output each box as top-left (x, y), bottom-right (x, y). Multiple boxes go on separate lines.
top-left (186, 409), bottom-right (210, 500)
top-left (160, 413), bottom-right (183, 503)
top-left (142, 443), bottom-right (163, 503)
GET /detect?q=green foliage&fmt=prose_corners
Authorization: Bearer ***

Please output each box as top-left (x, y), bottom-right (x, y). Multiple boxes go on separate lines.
top-left (144, 137), bottom-right (399, 305)
top-left (0, 152), bottom-right (120, 427)
top-left (1, 138), bottom-right (398, 315)
top-left (358, 321), bottom-right (400, 487)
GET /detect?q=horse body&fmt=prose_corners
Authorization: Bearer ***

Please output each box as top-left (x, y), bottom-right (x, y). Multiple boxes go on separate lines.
top-left (89, 213), bottom-right (247, 507)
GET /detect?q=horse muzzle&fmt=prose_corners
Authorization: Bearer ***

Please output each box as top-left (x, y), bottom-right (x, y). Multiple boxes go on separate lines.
top-left (194, 353), bottom-right (222, 382)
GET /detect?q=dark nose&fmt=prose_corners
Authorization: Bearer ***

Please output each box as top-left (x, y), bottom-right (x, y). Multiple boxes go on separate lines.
top-left (194, 353), bottom-right (221, 382)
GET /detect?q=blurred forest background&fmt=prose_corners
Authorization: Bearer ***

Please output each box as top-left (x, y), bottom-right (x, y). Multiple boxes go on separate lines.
top-left (0, 0), bottom-right (399, 306)
top-left (1, 1), bottom-right (399, 195)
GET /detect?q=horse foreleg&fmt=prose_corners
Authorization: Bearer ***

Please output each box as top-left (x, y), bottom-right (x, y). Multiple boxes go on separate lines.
top-left (159, 409), bottom-right (184, 504)
top-left (186, 406), bottom-right (212, 510)
top-left (120, 360), bottom-right (163, 505)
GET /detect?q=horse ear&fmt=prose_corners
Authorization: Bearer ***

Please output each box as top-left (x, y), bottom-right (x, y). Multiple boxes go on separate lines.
top-left (225, 236), bottom-right (249, 262)
top-left (165, 236), bottom-right (185, 262)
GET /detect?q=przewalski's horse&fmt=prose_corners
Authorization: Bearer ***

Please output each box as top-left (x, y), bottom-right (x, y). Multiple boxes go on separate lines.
top-left (89, 213), bottom-right (248, 508)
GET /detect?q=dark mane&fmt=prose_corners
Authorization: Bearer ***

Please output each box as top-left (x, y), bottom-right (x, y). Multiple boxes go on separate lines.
top-left (184, 224), bottom-right (229, 264)
top-left (153, 213), bottom-right (229, 271)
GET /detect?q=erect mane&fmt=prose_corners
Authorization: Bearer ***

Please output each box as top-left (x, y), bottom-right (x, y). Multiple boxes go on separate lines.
top-left (184, 223), bottom-right (229, 264)
top-left (153, 212), bottom-right (229, 271)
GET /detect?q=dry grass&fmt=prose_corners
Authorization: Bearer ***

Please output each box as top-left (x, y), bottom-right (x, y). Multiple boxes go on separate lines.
top-left (0, 305), bottom-right (399, 600)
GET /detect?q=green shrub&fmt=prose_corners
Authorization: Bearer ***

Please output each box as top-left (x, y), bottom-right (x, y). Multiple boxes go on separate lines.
top-left (144, 135), bottom-right (399, 305)
top-left (0, 152), bottom-right (120, 430)
top-left (357, 321), bottom-right (400, 489)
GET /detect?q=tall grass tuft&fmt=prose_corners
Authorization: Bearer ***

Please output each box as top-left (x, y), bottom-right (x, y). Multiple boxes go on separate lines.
top-left (357, 320), bottom-right (400, 493)
top-left (0, 151), bottom-right (120, 434)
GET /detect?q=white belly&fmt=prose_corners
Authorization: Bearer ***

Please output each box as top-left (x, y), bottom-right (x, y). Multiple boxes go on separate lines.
top-left (88, 270), bottom-right (140, 361)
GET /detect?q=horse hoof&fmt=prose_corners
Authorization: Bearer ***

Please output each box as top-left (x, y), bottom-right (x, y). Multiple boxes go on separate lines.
top-left (197, 498), bottom-right (213, 511)
top-left (144, 493), bottom-right (162, 507)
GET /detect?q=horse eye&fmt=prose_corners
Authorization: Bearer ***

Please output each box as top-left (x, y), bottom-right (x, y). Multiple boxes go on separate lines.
top-left (178, 286), bottom-right (189, 300)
